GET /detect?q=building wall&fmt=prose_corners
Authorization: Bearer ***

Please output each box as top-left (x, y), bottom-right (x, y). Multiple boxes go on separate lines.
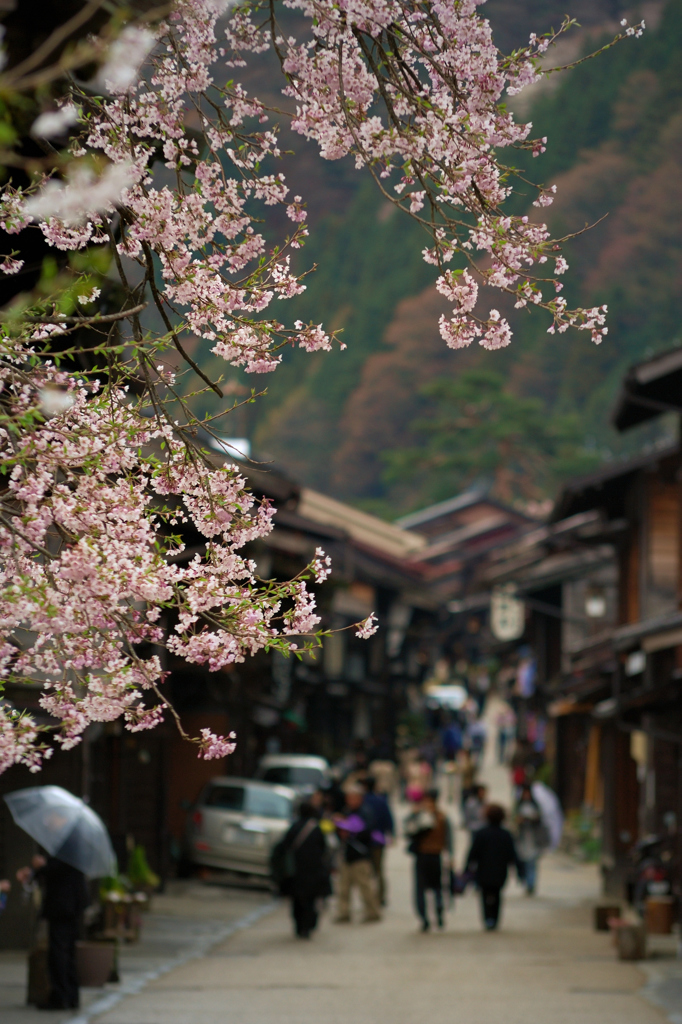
top-left (643, 476), bottom-right (680, 619)
top-left (89, 728), bottom-right (168, 881)
top-left (555, 714), bottom-right (590, 812)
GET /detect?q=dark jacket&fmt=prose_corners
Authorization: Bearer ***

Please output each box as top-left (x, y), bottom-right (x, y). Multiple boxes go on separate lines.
top-left (465, 824), bottom-right (524, 890)
top-left (362, 793), bottom-right (394, 837)
top-left (38, 857), bottom-right (89, 921)
top-left (282, 817), bottom-right (331, 899)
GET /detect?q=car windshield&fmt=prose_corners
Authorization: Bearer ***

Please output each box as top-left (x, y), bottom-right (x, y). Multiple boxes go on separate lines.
top-left (260, 766), bottom-right (324, 787)
top-left (246, 788), bottom-right (292, 819)
top-left (204, 785), bottom-right (245, 810)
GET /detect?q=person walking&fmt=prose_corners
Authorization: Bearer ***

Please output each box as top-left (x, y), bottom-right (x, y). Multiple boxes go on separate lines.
top-left (361, 776), bottom-right (394, 907)
top-left (442, 719), bottom-right (463, 763)
top-left (17, 854), bottom-right (88, 1009)
top-left (515, 785), bottom-right (549, 895)
top-left (467, 717), bottom-right (488, 768)
top-left (280, 802), bottom-right (331, 939)
top-left (334, 787), bottom-right (381, 924)
top-left (404, 789), bottom-right (453, 932)
top-left (465, 804), bottom-right (524, 931)
top-left (462, 783), bottom-right (487, 834)
top-left (496, 706), bottom-right (516, 764)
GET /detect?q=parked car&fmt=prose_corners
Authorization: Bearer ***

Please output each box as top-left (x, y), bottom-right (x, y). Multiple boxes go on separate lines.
top-left (254, 754), bottom-right (330, 795)
top-left (186, 777), bottom-right (295, 877)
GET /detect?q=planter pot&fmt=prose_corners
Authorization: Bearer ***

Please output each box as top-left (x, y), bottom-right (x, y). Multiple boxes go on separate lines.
top-left (131, 891), bottom-right (152, 913)
top-left (613, 922), bottom-right (646, 961)
top-left (76, 941), bottom-right (116, 987)
top-left (101, 897), bottom-right (142, 943)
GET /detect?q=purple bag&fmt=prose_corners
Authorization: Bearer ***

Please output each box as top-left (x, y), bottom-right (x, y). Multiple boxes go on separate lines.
top-left (450, 869), bottom-right (474, 896)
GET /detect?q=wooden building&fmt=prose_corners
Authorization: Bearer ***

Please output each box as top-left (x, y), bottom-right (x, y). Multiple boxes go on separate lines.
top-left (549, 347), bottom-right (682, 899)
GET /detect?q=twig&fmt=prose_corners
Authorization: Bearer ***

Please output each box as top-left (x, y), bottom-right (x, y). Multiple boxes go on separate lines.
top-left (15, 303), bottom-right (147, 326)
top-left (0, 513), bottom-right (53, 559)
top-left (2, 0), bottom-right (105, 85)
top-left (140, 240), bottom-right (223, 398)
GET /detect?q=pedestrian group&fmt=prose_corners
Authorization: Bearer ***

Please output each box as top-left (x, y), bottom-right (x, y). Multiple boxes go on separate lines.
top-left (271, 715), bottom-right (555, 940)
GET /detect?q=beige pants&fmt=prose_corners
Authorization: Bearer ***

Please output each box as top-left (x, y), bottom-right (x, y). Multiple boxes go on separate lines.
top-left (337, 859), bottom-right (380, 921)
top-left (371, 845), bottom-right (387, 906)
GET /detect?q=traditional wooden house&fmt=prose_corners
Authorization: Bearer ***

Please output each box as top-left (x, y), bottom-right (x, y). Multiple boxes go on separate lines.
top-left (471, 507), bottom-right (619, 778)
top-left (549, 346), bottom-right (682, 898)
top-left (397, 487), bottom-right (533, 606)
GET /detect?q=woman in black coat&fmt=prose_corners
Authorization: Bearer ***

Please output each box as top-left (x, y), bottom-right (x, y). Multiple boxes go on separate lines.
top-left (465, 803), bottom-right (524, 930)
top-left (17, 854), bottom-right (88, 1009)
top-left (281, 802), bottom-right (331, 939)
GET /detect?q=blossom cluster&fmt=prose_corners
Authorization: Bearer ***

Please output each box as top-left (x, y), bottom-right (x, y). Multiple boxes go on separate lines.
top-left (0, 1), bottom-right (639, 769)
top-left (224, 0), bottom-right (638, 344)
top-left (17, 1), bottom-right (337, 372)
top-left (0, 361), bottom-right (331, 769)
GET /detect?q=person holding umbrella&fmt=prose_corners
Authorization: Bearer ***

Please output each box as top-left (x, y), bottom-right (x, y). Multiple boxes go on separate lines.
top-left (7, 785), bottom-right (116, 1011)
top-left (17, 854), bottom-right (89, 1009)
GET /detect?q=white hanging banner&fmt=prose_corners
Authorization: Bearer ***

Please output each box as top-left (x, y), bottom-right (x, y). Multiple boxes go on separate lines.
top-left (490, 584), bottom-right (525, 641)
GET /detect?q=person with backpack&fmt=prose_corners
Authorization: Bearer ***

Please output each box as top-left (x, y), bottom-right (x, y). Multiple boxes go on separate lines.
top-left (272, 802), bottom-right (330, 939)
top-left (514, 784), bottom-right (549, 895)
top-left (404, 789), bottom-right (453, 932)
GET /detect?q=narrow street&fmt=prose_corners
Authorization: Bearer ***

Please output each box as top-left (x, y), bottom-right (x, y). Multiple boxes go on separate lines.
top-left (75, 716), bottom-right (671, 1024)
top-left (2, 704), bottom-right (677, 1024)
top-left (81, 849), bottom-right (666, 1024)
top-left (3, 8), bottom-right (682, 1024)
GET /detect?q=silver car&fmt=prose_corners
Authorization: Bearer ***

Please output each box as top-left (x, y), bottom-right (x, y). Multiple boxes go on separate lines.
top-left (254, 754), bottom-right (330, 796)
top-left (186, 777), bottom-right (295, 877)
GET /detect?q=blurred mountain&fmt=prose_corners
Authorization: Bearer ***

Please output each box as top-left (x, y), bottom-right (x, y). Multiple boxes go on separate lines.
top-left (212, 1), bottom-right (681, 516)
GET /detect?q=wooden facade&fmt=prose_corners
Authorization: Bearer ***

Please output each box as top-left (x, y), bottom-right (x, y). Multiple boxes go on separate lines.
top-left (549, 346), bottom-right (682, 903)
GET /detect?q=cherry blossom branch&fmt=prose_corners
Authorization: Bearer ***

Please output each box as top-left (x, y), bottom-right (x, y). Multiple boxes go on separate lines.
top-left (0, 0), bottom-right (643, 772)
top-left (16, 303), bottom-right (147, 326)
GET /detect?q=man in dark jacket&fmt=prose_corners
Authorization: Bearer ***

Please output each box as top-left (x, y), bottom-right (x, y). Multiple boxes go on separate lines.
top-left (465, 803), bottom-right (524, 930)
top-left (362, 776), bottom-right (394, 907)
top-left (18, 854), bottom-right (89, 1009)
top-left (280, 802), bottom-right (330, 939)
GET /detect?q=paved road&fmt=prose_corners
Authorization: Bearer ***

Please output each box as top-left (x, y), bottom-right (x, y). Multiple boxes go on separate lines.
top-left (87, 703), bottom-right (670, 1024)
top-left (4, 701), bottom-right (675, 1024)
top-left (90, 843), bottom-right (666, 1024)
top-left (0, 881), bottom-right (273, 1024)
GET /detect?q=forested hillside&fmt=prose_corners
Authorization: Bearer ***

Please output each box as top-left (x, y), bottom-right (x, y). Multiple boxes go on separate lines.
top-left (221, 1), bottom-right (682, 516)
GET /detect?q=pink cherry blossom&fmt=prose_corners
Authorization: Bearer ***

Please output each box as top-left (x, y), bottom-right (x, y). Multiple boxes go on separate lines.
top-left (0, 1), bottom-right (642, 770)
top-left (355, 613), bottom-right (379, 639)
top-left (199, 728), bottom-right (237, 760)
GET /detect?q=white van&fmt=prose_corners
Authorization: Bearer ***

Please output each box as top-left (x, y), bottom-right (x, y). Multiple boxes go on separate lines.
top-left (254, 754), bottom-right (330, 796)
